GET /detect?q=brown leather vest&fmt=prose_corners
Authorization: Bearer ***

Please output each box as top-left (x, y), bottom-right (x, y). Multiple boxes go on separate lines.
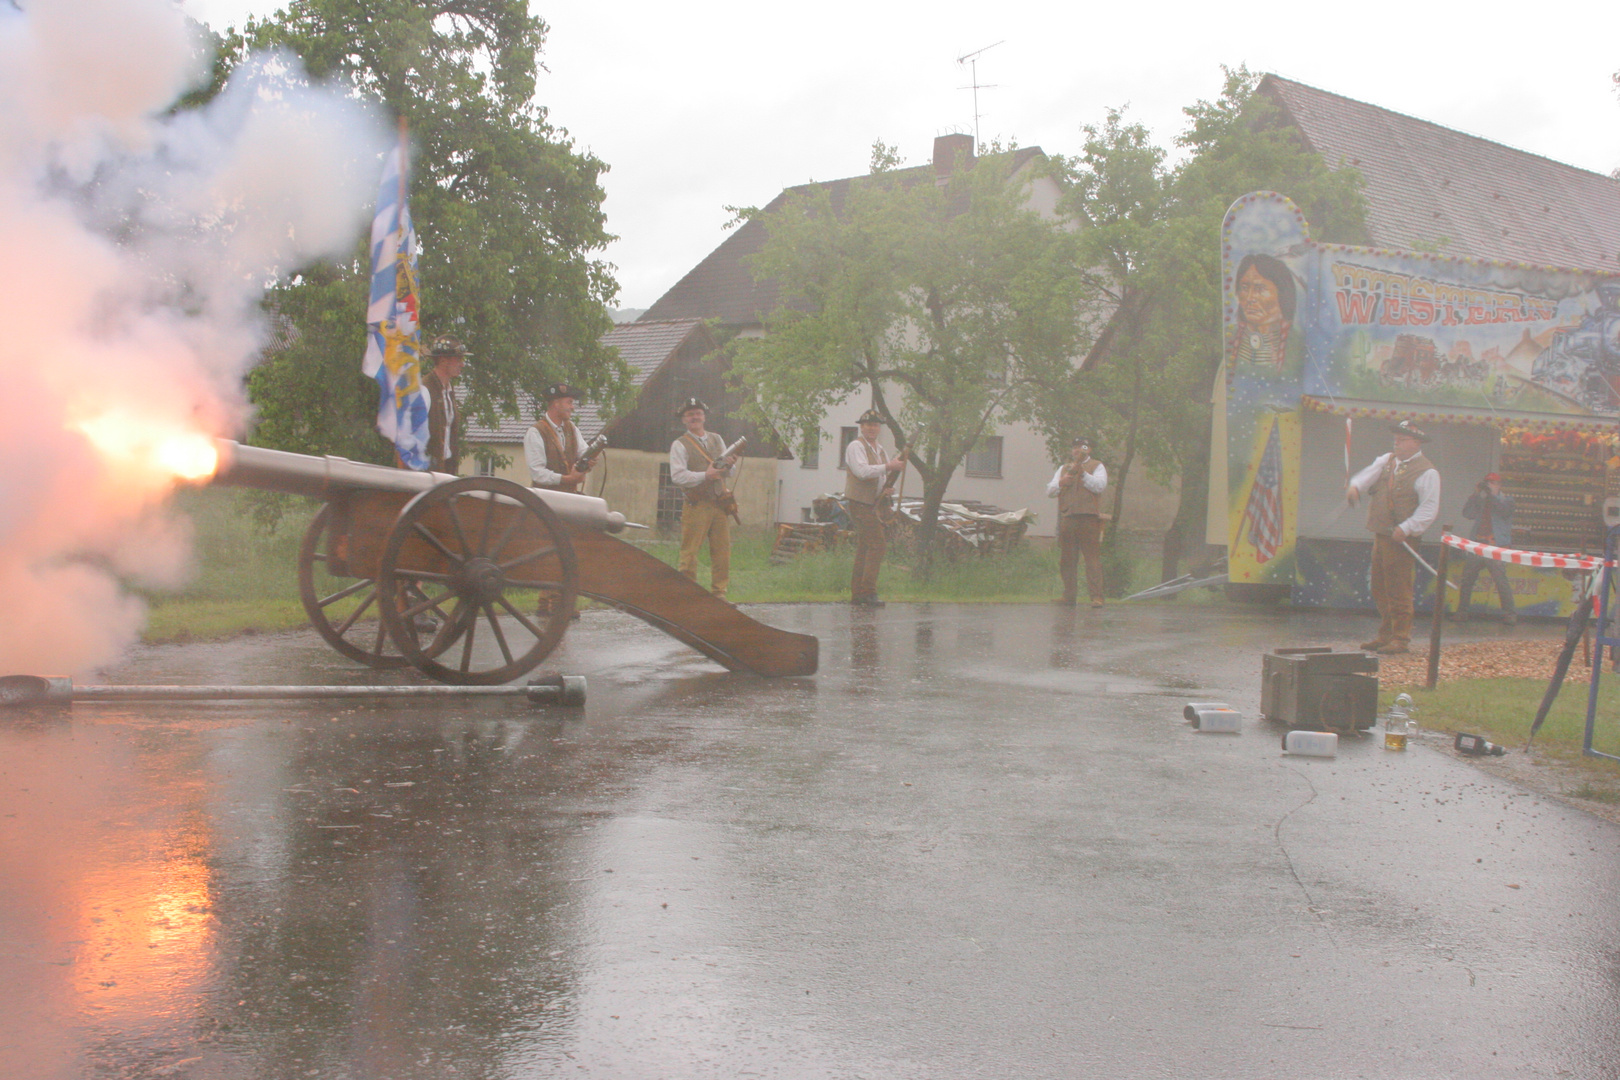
top-left (844, 439), bottom-right (885, 505)
top-left (532, 417), bottom-right (582, 491)
top-left (680, 432), bottom-right (727, 502)
top-left (1365, 452), bottom-right (1433, 534)
top-left (1058, 458), bottom-right (1104, 516)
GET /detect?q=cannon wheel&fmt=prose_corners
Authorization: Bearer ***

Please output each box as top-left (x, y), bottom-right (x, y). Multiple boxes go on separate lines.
top-left (298, 504), bottom-right (413, 669)
top-left (377, 477), bottom-right (578, 685)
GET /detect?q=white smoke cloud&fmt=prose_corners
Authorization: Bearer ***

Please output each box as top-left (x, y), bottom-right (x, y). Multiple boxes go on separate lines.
top-left (0, 0), bottom-right (389, 676)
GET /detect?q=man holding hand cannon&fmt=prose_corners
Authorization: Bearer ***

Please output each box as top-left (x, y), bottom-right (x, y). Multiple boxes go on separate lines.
top-left (1345, 419), bottom-right (1440, 655)
top-left (670, 398), bottom-right (739, 600)
top-left (1046, 436), bottom-right (1109, 608)
top-left (845, 409), bottom-right (905, 606)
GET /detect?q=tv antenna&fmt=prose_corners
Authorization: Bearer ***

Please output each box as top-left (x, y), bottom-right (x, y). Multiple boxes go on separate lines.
top-left (956, 40), bottom-right (1003, 150)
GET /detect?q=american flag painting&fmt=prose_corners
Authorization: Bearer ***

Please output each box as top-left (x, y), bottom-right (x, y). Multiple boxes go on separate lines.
top-left (1242, 419), bottom-right (1284, 563)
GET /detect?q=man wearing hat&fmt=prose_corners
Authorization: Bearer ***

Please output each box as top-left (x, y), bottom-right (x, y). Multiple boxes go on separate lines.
top-left (1046, 436), bottom-right (1109, 607)
top-left (423, 336), bottom-right (469, 473)
top-left (1346, 419), bottom-right (1441, 654)
top-left (669, 398), bottom-right (738, 599)
top-left (526, 383), bottom-right (590, 492)
top-left (1455, 470), bottom-right (1516, 625)
top-left (844, 409), bottom-right (905, 605)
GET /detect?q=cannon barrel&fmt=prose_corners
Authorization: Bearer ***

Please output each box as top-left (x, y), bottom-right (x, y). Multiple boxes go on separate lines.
top-left (211, 439), bottom-right (626, 533)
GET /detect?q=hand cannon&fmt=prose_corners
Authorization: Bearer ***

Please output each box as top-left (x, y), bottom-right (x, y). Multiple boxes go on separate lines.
top-left (211, 441), bottom-right (818, 684)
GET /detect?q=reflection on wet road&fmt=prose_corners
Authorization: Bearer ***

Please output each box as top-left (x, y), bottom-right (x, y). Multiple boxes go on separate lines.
top-left (2, 604), bottom-right (1617, 1078)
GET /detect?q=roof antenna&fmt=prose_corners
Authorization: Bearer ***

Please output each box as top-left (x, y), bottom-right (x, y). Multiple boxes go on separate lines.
top-left (955, 41), bottom-right (1003, 151)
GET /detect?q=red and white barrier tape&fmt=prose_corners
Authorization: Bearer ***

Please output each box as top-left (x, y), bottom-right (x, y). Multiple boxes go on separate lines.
top-left (1441, 532), bottom-right (1609, 571)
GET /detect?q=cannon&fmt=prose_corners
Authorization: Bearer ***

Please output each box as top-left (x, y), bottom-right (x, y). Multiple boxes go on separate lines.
top-left (211, 441), bottom-right (818, 684)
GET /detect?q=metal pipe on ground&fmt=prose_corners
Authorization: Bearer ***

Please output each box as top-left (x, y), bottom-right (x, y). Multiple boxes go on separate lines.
top-left (0, 674), bottom-right (586, 709)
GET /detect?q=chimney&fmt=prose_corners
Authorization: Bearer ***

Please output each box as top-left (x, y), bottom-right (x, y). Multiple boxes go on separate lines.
top-left (933, 133), bottom-right (974, 182)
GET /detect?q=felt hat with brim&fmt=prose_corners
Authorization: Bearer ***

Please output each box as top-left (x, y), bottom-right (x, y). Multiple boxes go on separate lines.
top-left (857, 409), bottom-right (885, 425)
top-left (677, 397), bottom-right (709, 417)
top-left (1072, 436), bottom-right (1094, 449)
top-left (1390, 419), bottom-right (1431, 443)
top-left (544, 383), bottom-right (580, 401)
top-left (428, 336), bottom-right (471, 359)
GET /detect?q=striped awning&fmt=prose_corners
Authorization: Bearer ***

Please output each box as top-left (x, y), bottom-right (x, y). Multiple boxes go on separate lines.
top-left (1300, 396), bottom-right (1619, 435)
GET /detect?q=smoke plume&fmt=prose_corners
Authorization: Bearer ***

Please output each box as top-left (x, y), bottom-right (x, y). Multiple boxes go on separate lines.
top-left (0, 0), bottom-right (388, 675)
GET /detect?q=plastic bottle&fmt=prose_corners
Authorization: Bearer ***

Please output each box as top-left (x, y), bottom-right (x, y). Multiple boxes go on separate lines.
top-left (1282, 730), bottom-right (1338, 757)
top-left (1191, 708), bottom-right (1242, 732)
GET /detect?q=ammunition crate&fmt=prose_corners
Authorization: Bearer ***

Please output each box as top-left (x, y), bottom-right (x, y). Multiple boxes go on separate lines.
top-left (1260, 647), bottom-right (1379, 732)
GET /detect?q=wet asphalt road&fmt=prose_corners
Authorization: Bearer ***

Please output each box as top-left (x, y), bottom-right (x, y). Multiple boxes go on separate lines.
top-left (2, 602), bottom-right (1618, 1080)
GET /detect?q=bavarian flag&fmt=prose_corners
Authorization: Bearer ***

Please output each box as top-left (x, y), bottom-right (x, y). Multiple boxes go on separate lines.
top-left (361, 137), bottom-right (429, 469)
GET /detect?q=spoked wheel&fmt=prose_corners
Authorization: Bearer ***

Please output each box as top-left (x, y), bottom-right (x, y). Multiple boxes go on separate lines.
top-left (377, 477), bottom-right (578, 685)
top-left (299, 504), bottom-right (413, 669)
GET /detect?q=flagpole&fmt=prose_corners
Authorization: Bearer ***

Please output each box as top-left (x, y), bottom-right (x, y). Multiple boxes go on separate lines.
top-left (394, 116), bottom-right (410, 469)
top-left (396, 115), bottom-right (409, 207)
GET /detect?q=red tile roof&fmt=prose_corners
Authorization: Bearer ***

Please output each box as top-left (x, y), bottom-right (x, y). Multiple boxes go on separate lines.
top-left (1262, 75), bottom-right (1620, 274)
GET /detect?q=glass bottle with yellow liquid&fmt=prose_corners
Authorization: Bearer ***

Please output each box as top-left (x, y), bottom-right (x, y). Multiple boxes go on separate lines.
top-left (1383, 693), bottom-right (1416, 751)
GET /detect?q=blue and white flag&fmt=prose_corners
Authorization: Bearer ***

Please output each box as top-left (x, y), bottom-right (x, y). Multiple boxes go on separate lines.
top-left (361, 142), bottom-right (430, 469)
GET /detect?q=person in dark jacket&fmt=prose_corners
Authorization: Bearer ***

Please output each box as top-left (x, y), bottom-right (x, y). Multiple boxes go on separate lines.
top-left (1454, 471), bottom-right (1516, 624)
top-left (422, 336), bottom-right (469, 473)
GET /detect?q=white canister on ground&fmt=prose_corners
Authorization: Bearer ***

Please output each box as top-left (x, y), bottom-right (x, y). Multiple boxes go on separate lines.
top-left (1191, 708), bottom-right (1242, 732)
top-left (1183, 701), bottom-right (1233, 722)
top-left (1282, 730), bottom-right (1338, 757)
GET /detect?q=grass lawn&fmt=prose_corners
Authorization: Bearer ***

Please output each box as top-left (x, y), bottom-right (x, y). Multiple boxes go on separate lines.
top-left (1379, 671), bottom-right (1620, 807)
top-left (137, 487), bottom-right (1203, 642)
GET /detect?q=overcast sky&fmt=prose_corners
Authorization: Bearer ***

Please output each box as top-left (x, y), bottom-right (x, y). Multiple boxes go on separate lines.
top-left (183, 0), bottom-right (1620, 310)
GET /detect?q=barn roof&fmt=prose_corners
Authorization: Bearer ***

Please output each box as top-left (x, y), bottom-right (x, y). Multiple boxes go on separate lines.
top-left (1261, 74), bottom-right (1620, 274)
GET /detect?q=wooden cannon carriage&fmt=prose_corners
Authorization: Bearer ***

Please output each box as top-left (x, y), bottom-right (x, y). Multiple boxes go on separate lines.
top-left (213, 441), bottom-right (818, 684)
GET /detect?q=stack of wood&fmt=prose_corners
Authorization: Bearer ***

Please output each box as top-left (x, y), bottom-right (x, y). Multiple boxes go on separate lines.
top-left (774, 495), bottom-right (1034, 564)
top-left (769, 521), bottom-right (845, 564)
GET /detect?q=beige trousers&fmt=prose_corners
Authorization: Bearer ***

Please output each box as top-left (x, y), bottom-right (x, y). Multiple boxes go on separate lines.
top-left (678, 499), bottom-right (731, 598)
top-left (848, 500), bottom-right (886, 600)
top-left (1370, 533), bottom-right (1416, 645)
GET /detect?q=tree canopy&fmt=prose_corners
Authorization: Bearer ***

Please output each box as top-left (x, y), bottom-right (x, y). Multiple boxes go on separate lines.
top-left (1043, 67), bottom-right (1367, 574)
top-left (730, 144), bottom-right (1105, 567)
top-left (214, 0), bottom-right (628, 463)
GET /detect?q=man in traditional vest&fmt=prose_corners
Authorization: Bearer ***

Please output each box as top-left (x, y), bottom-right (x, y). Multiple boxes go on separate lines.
top-left (422, 336), bottom-right (469, 473)
top-left (845, 409), bottom-right (905, 606)
top-left (669, 398), bottom-right (737, 599)
top-left (1346, 419), bottom-right (1441, 654)
top-left (525, 383), bottom-right (589, 492)
top-left (1046, 436), bottom-right (1109, 607)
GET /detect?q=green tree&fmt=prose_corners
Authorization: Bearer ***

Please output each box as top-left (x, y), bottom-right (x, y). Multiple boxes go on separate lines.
top-left (1042, 108), bottom-right (1168, 552)
top-left (1047, 68), bottom-right (1367, 578)
top-left (731, 144), bottom-right (1104, 570)
top-left (217, 0), bottom-right (628, 463)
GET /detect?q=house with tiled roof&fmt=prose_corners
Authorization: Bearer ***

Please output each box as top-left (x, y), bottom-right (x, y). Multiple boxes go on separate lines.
top-left (640, 134), bottom-right (1118, 539)
top-left (461, 318), bottom-right (779, 532)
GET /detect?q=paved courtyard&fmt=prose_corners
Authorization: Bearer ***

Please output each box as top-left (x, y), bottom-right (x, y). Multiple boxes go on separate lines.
top-left (2, 603), bottom-right (1617, 1078)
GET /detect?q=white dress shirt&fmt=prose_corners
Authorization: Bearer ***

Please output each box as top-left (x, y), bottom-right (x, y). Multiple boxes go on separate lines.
top-left (1046, 461), bottom-right (1108, 498)
top-left (845, 437), bottom-right (889, 478)
top-left (1349, 451), bottom-right (1440, 537)
top-left (524, 415), bottom-right (582, 487)
top-left (670, 431), bottom-right (734, 489)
